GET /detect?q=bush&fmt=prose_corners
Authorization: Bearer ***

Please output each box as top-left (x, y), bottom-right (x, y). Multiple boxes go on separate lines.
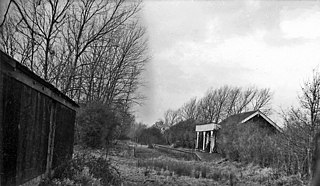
top-left (42, 150), bottom-right (121, 185)
top-left (217, 120), bottom-right (279, 166)
top-left (164, 119), bottom-right (197, 148)
top-left (137, 127), bottom-right (166, 145)
top-left (76, 102), bottom-right (121, 148)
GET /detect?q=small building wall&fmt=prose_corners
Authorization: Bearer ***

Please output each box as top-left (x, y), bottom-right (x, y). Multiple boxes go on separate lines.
top-left (0, 51), bottom-right (4, 186)
top-left (0, 51), bottom-right (78, 186)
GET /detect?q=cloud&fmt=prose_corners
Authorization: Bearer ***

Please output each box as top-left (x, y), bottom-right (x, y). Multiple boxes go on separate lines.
top-left (280, 8), bottom-right (320, 39)
top-left (136, 1), bottom-right (320, 125)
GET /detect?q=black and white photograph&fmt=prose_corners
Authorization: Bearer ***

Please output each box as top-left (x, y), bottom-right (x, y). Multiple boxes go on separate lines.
top-left (1, 0), bottom-right (320, 185)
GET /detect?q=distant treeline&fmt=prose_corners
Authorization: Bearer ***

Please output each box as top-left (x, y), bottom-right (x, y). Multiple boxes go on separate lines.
top-left (132, 71), bottom-right (320, 180)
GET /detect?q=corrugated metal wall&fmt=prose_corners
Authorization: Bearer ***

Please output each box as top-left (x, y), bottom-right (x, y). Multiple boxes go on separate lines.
top-left (0, 52), bottom-right (77, 186)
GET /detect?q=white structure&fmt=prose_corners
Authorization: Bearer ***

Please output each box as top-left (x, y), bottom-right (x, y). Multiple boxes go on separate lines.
top-left (195, 123), bottom-right (220, 153)
top-left (195, 110), bottom-right (282, 154)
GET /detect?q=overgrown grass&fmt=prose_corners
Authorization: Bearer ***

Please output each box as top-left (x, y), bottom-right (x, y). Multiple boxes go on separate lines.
top-left (136, 155), bottom-right (307, 185)
top-left (137, 156), bottom-right (230, 180)
top-left (40, 148), bottom-right (121, 186)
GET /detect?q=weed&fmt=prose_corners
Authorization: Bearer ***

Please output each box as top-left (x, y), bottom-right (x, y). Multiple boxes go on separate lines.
top-left (42, 150), bottom-right (121, 185)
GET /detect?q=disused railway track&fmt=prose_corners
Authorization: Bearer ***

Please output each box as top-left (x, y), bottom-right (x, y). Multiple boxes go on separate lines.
top-left (153, 144), bottom-right (201, 161)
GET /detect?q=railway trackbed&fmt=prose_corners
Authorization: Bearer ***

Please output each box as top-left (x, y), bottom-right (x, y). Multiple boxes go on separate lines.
top-left (152, 144), bottom-right (202, 161)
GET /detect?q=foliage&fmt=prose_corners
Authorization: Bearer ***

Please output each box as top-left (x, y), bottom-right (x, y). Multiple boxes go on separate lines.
top-left (135, 155), bottom-right (306, 185)
top-left (76, 102), bottom-right (122, 148)
top-left (126, 122), bottom-right (147, 142)
top-left (217, 120), bottom-right (279, 166)
top-left (137, 156), bottom-right (212, 179)
top-left (164, 119), bottom-right (197, 148)
top-left (137, 127), bottom-right (166, 145)
top-left (40, 150), bottom-right (121, 186)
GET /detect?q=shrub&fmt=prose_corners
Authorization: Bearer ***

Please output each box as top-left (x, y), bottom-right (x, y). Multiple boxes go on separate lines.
top-left (44, 150), bottom-right (121, 185)
top-left (76, 102), bottom-right (121, 148)
top-left (137, 127), bottom-right (166, 145)
top-left (217, 120), bottom-right (279, 166)
top-left (164, 119), bottom-right (197, 148)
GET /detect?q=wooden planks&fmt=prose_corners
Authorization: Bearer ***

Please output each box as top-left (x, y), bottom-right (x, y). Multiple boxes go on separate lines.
top-left (52, 104), bottom-right (76, 168)
top-left (2, 76), bottom-right (22, 185)
top-left (0, 68), bottom-right (3, 186)
top-left (0, 50), bottom-right (78, 186)
top-left (15, 84), bottom-right (59, 184)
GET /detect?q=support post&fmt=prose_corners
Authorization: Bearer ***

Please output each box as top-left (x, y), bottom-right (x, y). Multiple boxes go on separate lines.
top-left (196, 132), bottom-right (199, 150)
top-left (202, 131), bottom-right (206, 151)
top-left (210, 131), bottom-right (213, 153)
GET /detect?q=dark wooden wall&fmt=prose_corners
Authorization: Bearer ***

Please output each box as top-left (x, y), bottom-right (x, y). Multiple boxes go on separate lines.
top-left (52, 104), bottom-right (75, 169)
top-left (0, 52), bottom-right (77, 186)
top-left (0, 56), bottom-right (4, 186)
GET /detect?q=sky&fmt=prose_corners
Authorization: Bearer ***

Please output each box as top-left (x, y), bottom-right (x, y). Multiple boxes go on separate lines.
top-left (134, 0), bottom-right (320, 126)
top-left (1, 0), bottom-right (320, 126)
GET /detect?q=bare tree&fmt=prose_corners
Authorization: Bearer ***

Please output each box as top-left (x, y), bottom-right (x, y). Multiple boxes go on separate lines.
top-left (252, 88), bottom-right (272, 115)
top-left (60, 0), bottom-right (141, 95)
top-left (170, 85), bottom-right (273, 125)
top-left (298, 69), bottom-right (320, 176)
top-left (74, 20), bottom-right (147, 107)
top-left (214, 86), bottom-right (231, 123)
top-left (197, 90), bottom-right (217, 123)
top-left (9, 0), bottom-right (73, 79)
top-left (0, 0), bottom-right (147, 108)
top-left (163, 109), bottom-right (181, 127)
top-left (281, 69), bottom-right (320, 178)
top-left (0, 16), bottom-right (18, 57)
top-left (235, 87), bottom-right (257, 113)
top-left (180, 97), bottom-right (198, 120)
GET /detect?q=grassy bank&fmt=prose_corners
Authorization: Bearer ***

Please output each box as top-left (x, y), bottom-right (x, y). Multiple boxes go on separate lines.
top-left (40, 141), bottom-right (310, 185)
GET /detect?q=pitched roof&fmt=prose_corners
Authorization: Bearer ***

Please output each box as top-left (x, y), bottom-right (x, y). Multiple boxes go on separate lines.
top-left (218, 110), bottom-right (282, 132)
top-left (218, 110), bottom-right (258, 126)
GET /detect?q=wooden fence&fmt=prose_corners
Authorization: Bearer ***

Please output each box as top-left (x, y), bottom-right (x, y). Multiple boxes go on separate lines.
top-left (0, 50), bottom-right (79, 186)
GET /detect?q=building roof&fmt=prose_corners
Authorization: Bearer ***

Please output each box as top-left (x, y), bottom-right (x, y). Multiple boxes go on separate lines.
top-left (0, 50), bottom-right (79, 108)
top-left (195, 110), bottom-right (282, 132)
top-left (219, 110), bottom-right (282, 132)
top-left (195, 123), bottom-right (220, 132)
top-left (218, 110), bottom-right (258, 126)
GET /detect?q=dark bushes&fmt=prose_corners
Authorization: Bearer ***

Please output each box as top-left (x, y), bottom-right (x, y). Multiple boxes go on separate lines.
top-left (40, 150), bottom-right (121, 185)
top-left (164, 119), bottom-right (197, 148)
top-left (137, 127), bottom-right (166, 145)
top-left (53, 153), bottom-right (121, 185)
top-left (217, 121), bottom-right (279, 166)
top-left (75, 102), bottom-right (121, 148)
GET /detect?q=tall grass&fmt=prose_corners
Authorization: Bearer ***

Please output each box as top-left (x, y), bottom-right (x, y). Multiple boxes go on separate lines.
top-left (136, 156), bottom-right (306, 185)
top-left (137, 156), bottom-right (230, 180)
